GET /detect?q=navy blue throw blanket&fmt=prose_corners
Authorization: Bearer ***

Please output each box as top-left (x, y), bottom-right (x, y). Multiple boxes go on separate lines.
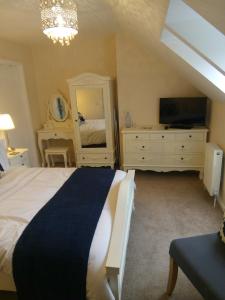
top-left (13, 167), bottom-right (116, 300)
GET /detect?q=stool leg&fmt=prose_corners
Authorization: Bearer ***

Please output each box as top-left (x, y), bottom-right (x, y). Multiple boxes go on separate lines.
top-left (45, 153), bottom-right (50, 168)
top-left (50, 155), bottom-right (55, 167)
top-left (68, 153), bottom-right (71, 167)
top-left (166, 256), bottom-right (178, 296)
top-left (63, 153), bottom-right (67, 168)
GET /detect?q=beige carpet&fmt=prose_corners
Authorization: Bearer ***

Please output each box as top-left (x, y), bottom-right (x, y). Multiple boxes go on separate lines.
top-left (0, 171), bottom-right (222, 300)
top-left (122, 171), bottom-right (222, 300)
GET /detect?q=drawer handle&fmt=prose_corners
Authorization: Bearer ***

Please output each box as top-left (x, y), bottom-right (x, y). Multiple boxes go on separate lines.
top-left (104, 157), bottom-right (107, 160)
top-left (136, 136), bottom-right (139, 139)
top-left (20, 155), bottom-right (23, 158)
top-left (142, 145), bottom-right (145, 148)
top-left (54, 133), bottom-right (57, 137)
top-left (22, 163), bottom-right (24, 166)
top-left (189, 135), bottom-right (192, 138)
top-left (142, 157), bottom-right (145, 160)
top-left (82, 157), bottom-right (85, 160)
top-left (181, 157), bottom-right (184, 160)
top-left (162, 135), bottom-right (165, 138)
top-left (181, 145), bottom-right (184, 148)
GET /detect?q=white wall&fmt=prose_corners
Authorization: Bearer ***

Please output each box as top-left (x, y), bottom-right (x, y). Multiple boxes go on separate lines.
top-left (0, 63), bottom-right (38, 166)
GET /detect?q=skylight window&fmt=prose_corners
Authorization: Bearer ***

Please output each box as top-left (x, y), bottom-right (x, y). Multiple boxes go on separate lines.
top-left (161, 0), bottom-right (225, 94)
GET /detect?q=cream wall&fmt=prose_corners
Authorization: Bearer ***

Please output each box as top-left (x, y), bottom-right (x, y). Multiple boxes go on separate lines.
top-left (0, 38), bottom-right (40, 130)
top-left (32, 35), bottom-right (116, 125)
top-left (116, 33), bottom-right (203, 129)
top-left (209, 100), bottom-right (225, 209)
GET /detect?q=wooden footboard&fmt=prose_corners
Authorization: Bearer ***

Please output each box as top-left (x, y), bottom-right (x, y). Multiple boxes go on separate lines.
top-left (106, 170), bottom-right (135, 300)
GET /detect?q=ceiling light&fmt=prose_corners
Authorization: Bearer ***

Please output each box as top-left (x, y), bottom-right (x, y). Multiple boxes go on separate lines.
top-left (40, 0), bottom-right (78, 46)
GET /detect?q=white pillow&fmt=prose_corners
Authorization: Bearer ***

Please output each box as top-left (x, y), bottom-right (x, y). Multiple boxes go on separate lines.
top-left (0, 139), bottom-right (9, 171)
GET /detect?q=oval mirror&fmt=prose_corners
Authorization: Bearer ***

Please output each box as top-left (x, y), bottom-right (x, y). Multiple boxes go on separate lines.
top-left (50, 94), bottom-right (69, 122)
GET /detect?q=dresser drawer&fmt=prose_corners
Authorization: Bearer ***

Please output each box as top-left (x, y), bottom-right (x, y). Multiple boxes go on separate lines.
top-left (125, 140), bottom-right (151, 152)
top-left (124, 153), bottom-right (160, 165)
top-left (150, 133), bottom-right (175, 141)
top-left (78, 153), bottom-right (112, 163)
top-left (125, 140), bottom-right (173, 154)
top-left (173, 155), bottom-right (204, 166)
top-left (175, 142), bottom-right (204, 154)
top-left (125, 133), bottom-right (149, 141)
top-left (175, 132), bottom-right (204, 141)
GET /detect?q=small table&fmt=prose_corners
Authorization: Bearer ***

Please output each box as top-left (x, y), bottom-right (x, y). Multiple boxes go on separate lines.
top-left (37, 128), bottom-right (75, 167)
top-left (7, 148), bottom-right (30, 167)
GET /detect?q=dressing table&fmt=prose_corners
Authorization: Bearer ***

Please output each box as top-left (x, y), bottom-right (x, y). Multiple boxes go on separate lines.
top-left (37, 94), bottom-right (75, 167)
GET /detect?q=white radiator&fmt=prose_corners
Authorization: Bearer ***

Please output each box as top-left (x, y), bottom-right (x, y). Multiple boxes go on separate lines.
top-left (203, 143), bottom-right (223, 205)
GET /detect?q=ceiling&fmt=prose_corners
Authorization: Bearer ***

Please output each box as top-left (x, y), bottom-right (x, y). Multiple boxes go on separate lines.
top-left (0, 0), bottom-right (223, 46)
top-left (0, 0), bottom-right (224, 101)
top-left (0, 0), bottom-right (168, 45)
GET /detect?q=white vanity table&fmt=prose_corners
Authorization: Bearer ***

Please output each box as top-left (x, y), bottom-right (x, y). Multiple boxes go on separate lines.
top-left (37, 94), bottom-right (75, 167)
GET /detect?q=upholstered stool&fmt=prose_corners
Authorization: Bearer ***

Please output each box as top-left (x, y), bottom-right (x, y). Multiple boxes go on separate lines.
top-left (45, 147), bottom-right (71, 168)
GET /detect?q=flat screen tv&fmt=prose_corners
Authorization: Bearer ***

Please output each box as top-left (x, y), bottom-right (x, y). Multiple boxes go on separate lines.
top-left (159, 97), bottom-right (208, 128)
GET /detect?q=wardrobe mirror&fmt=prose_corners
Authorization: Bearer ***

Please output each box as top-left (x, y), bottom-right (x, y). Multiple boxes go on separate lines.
top-left (75, 87), bottom-right (107, 148)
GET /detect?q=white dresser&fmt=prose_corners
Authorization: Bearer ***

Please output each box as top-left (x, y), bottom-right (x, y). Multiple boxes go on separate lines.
top-left (121, 128), bottom-right (208, 177)
top-left (7, 148), bottom-right (30, 167)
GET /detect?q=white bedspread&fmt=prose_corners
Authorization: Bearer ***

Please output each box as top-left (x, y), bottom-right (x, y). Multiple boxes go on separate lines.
top-left (0, 167), bottom-right (126, 300)
top-left (80, 119), bottom-right (106, 146)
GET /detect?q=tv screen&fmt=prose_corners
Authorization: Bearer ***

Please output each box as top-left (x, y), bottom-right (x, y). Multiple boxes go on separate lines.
top-left (159, 97), bottom-right (208, 126)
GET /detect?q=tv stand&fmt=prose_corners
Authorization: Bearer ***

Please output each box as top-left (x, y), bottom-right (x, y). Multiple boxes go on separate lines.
top-left (168, 124), bottom-right (193, 129)
top-left (121, 127), bottom-right (208, 179)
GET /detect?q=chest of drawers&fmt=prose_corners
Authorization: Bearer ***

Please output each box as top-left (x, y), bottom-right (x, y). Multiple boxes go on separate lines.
top-left (121, 128), bottom-right (208, 178)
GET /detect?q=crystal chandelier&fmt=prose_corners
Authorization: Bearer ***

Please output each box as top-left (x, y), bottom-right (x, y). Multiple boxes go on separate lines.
top-left (40, 0), bottom-right (78, 46)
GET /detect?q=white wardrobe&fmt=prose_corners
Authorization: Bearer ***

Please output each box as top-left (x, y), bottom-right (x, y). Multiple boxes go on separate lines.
top-left (68, 73), bottom-right (116, 168)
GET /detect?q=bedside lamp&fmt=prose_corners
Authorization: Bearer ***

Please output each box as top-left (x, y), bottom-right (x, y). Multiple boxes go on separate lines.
top-left (0, 114), bottom-right (15, 151)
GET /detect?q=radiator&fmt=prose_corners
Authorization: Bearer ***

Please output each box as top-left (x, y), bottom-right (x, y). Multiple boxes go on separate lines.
top-left (203, 143), bottom-right (223, 205)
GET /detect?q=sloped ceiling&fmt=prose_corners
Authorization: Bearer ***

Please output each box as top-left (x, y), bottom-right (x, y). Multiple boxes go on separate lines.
top-left (0, 0), bottom-right (224, 101)
top-left (0, 0), bottom-right (168, 45)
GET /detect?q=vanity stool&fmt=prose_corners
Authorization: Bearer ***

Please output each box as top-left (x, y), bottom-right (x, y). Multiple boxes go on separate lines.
top-left (45, 147), bottom-right (71, 168)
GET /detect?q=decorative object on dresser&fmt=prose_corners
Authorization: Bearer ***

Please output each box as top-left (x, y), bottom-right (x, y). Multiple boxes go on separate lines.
top-left (122, 127), bottom-right (208, 178)
top-left (68, 73), bottom-right (116, 168)
top-left (0, 114), bottom-right (15, 150)
top-left (37, 92), bottom-right (75, 167)
top-left (7, 148), bottom-right (30, 167)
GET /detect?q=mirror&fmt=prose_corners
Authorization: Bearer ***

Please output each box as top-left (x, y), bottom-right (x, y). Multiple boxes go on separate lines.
top-left (50, 94), bottom-right (69, 122)
top-left (75, 87), bottom-right (106, 148)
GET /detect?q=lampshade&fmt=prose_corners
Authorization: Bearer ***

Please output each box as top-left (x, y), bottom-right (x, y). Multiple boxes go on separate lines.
top-left (0, 114), bottom-right (15, 130)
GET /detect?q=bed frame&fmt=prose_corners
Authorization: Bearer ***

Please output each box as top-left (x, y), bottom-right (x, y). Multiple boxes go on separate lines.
top-left (106, 170), bottom-right (135, 300)
top-left (0, 168), bottom-right (136, 299)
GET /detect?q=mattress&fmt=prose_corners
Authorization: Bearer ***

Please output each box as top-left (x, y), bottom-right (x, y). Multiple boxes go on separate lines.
top-left (0, 166), bottom-right (126, 300)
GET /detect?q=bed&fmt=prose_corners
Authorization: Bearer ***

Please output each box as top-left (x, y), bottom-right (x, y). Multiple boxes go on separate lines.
top-left (0, 140), bottom-right (135, 300)
top-left (80, 119), bottom-right (106, 147)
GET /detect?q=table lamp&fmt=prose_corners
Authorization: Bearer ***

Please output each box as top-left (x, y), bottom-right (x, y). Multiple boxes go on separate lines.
top-left (0, 114), bottom-right (15, 151)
